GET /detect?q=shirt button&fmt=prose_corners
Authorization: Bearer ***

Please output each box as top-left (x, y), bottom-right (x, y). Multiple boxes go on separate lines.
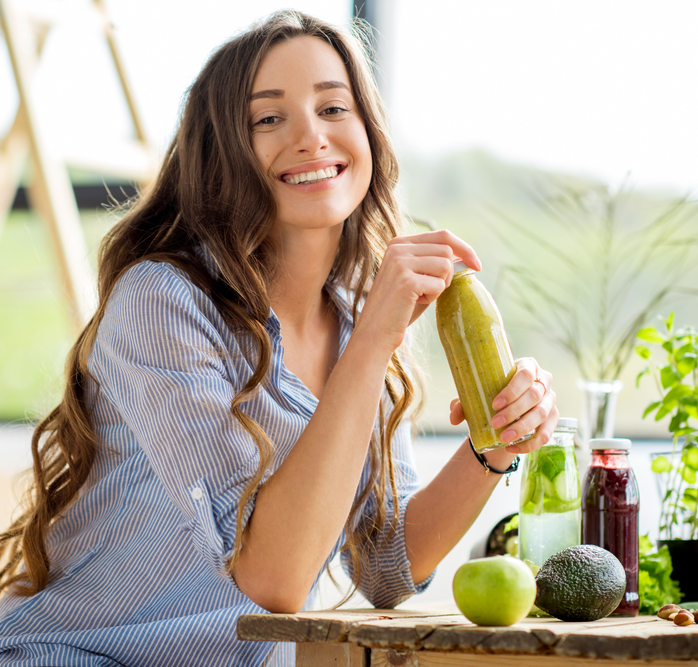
top-left (191, 487), bottom-right (204, 500)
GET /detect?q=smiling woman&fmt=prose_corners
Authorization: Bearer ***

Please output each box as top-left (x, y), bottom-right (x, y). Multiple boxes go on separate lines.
top-left (249, 36), bottom-right (372, 235)
top-left (0, 10), bottom-right (557, 667)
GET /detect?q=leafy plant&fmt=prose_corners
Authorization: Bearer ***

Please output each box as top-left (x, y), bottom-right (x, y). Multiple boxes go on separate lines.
top-left (489, 181), bottom-right (698, 380)
top-left (638, 535), bottom-right (682, 613)
top-left (503, 514), bottom-right (519, 533)
top-left (636, 314), bottom-right (698, 539)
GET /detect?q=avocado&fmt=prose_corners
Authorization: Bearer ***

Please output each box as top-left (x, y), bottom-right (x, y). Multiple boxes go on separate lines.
top-left (534, 545), bottom-right (626, 621)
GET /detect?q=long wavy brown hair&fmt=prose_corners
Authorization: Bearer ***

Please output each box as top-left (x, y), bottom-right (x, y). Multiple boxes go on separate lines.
top-left (0, 10), bottom-right (421, 601)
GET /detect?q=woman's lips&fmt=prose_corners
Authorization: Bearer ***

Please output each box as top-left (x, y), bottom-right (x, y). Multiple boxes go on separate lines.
top-left (278, 161), bottom-right (347, 183)
top-left (283, 165), bottom-right (340, 185)
top-left (278, 164), bottom-right (347, 192)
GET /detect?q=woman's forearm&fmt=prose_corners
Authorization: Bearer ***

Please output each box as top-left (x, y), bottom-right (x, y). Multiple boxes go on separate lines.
top-left (405, 357), bottom-right (558, 585)
top-left (230, 327), bottom-right (393, 612)
top-left (403, 442), bottom-right (517, 584)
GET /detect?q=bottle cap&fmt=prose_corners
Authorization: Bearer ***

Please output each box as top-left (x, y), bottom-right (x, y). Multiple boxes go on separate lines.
top-left (589, 438), bottom-right (631, 450)
top-left (555, 417), bottom-right (578, 431)
top-left (452, 258), bottom-right (474, 274)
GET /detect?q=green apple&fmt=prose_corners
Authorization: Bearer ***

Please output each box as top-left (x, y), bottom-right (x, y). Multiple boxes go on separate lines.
top-left (452, 555), bottom-right (536, 626)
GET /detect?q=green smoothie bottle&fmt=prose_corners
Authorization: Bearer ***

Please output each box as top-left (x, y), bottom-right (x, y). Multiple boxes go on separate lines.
top-left (435, 265), bottom-right (533, 453)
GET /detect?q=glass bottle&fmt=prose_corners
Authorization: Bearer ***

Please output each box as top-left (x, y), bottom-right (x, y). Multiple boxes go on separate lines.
top-left (519, 418), bottom-right (581, 566)
top-left (435, 266), bottom-right (533, 453)
top-left (582, 438), bottom-right (640, 617)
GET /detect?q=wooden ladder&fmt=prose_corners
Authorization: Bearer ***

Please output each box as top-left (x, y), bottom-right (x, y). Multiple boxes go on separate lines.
top-left (0, 0), bottom-right (158, 329)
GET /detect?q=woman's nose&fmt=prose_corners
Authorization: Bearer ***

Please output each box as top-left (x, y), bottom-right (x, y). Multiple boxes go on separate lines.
top-left (292, 114), bottom-right (328, 155)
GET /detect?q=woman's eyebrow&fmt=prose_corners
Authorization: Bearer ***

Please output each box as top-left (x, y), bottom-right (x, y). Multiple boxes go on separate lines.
top-left (250, 89), bottom-right (284, 101)
top-left (250, 81), bottom-right (349, 101)
top-left (314, 80), bottom-right (349, 92)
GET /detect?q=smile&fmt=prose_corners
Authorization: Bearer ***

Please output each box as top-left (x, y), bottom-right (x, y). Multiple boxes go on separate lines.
top-left (282, 165), bottom-right (341, 185)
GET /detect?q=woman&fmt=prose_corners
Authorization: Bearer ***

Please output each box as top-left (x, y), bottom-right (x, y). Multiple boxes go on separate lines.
top-left (0, 10), bottom-right (557, 666)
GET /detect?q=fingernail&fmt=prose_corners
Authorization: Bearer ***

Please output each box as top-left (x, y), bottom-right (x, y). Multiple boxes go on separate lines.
top-left (492, 397), bottom-right (507, 410)
top-left (502, 429), bottom-right (517, 443)
top-left (491, 415), bottom-right (506, 429)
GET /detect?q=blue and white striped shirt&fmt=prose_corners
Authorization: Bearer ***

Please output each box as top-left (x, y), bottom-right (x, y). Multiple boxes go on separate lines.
top-left (0, 257), bottom-right (434, 666)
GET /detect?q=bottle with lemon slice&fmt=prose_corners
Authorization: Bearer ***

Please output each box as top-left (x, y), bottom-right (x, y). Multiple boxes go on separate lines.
top-left (519, 418), bottom-right (581, 567)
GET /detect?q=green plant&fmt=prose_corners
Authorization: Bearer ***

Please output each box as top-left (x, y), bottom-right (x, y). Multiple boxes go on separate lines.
top-left (638, 535), bottom-right (682, 614)
top-left (503, 514), bottom-right (519, 533)
top-left (636, 314), bottom-right (698, 539)
top-left (489, 181), bottom-right (698, 380)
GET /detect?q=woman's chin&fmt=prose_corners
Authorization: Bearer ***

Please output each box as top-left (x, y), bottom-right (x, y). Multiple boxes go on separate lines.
top-left (272, 210), bottom-right (352, 234)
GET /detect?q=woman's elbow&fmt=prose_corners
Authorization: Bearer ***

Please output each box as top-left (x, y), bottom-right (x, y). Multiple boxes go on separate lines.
top-left (240, 585), bottom-right (308, 614)
top-left (230, 564), bottom-right (310, 614)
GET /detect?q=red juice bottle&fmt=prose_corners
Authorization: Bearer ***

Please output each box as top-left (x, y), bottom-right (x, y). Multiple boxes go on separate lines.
top-left (582, 438), bottom-right (640, 616)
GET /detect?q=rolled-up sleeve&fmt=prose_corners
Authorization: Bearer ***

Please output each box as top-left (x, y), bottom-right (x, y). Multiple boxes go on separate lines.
top-left (90, 261), bottom-right (268, 577)
top-left (340, 418), bottom-right (436, 608)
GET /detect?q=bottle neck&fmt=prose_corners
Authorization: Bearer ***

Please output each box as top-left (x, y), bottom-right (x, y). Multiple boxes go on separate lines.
top-left (590, 449), bottom-right (630, 469)
top-left (545, 428), bottom-right (576, 447)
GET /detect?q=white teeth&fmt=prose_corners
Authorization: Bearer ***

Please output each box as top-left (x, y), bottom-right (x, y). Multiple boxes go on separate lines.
top-left (284, 165), bottom-right (339, 185)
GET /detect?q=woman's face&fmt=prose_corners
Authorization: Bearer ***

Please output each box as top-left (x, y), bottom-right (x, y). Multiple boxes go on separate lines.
top-left (249, 36), bottom-right (373, 236)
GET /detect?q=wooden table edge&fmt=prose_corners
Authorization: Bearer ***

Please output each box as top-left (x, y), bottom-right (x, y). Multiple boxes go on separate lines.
top-left (236, 611), bottom-right (698, 662)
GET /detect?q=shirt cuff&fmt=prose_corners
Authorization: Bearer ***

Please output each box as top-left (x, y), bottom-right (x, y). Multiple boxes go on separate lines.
top-left (184, 464), bottom-right (271, 577)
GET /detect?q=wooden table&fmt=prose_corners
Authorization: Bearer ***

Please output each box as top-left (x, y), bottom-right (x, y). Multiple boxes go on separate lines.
top-left (237, 603), bottom-right (698, 666)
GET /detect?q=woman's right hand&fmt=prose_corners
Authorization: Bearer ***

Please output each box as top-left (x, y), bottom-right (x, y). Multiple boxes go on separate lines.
top-left (356, 229), bottom-right (481, 355)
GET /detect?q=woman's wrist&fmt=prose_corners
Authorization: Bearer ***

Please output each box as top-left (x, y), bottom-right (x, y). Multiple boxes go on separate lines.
top-left (469, 439), bottom-right (518, 474)
top-left (348, 321), bottom-right (399, 367)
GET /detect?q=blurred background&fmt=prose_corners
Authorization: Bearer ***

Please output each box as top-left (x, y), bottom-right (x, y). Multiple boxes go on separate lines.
top-left (1, 0), bottom-right (697, 606)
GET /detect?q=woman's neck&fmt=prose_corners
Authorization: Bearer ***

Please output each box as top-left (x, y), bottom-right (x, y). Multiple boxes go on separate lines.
top-left (267, 226), bottom-right (343, 399)
top-left (268, 226), bottom-right (341, 332)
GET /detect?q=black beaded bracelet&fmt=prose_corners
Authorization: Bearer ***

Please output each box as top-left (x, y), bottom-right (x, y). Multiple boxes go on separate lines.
top-left (468, 437), bottom-right (520, 482)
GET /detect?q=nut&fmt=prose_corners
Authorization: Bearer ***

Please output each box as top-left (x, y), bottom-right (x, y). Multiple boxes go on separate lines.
top-left (673, 611), bottom-right (695, 626)
top-left (658, 604), bottom-right (682, 619)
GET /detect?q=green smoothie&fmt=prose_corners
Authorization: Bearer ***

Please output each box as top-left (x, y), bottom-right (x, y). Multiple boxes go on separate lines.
top-left (436, 269), bottom-right (530, 452)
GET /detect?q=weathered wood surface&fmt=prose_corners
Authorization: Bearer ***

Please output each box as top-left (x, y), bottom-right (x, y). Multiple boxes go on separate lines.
top-left (370, 649), bottom-right (698, 666)
top-left (296, 643), bottom-right (371, 667)
top-left (237, 608), bottom-right (698, 662)
top-left (297, 643), bottom-right (367, 667)
top-left (237, 608), bottom-right (454, 644)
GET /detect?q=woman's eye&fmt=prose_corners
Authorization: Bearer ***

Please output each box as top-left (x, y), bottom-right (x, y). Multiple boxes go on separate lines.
top-left (255, 115), bottom-right (279, 126)
top-left (322, 106), bottom-right (347, 116)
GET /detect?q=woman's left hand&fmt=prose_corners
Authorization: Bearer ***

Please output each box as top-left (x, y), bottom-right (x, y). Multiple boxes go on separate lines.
top-left (450, 357), bottom-right (558, 454)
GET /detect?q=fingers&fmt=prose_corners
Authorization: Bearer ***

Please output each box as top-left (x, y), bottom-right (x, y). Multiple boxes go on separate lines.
top-left (388, 230), bottom-right (482, 272)
top-left (380, 241), bottom-right (453, 296)
top-left (492, 358), bottom-right (548, 411)
top-left (394, 254), bottom-right (455, 293)
top-left (449, 398), bottom-right (465, 425)
top-left (506, 405), bottom-right (560, 454)
top-left (376, 232), bottom-right (480, 328)
top-left (449, 357), bottom-right (557, 451)
top-left (491, 358), bottom-right (557, 446)
top-left (358, 230), bottom-right (481, 354)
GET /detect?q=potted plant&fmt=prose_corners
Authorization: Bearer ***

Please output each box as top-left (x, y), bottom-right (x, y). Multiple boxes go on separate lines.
top-left (636, 314), bottom-right (698, 601)
top-left (488, 181), bottom-right (698, 446)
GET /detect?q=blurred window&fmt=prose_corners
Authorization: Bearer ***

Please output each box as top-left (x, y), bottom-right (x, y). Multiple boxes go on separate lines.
top-left (384, 0), bottom-right (698, 437)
